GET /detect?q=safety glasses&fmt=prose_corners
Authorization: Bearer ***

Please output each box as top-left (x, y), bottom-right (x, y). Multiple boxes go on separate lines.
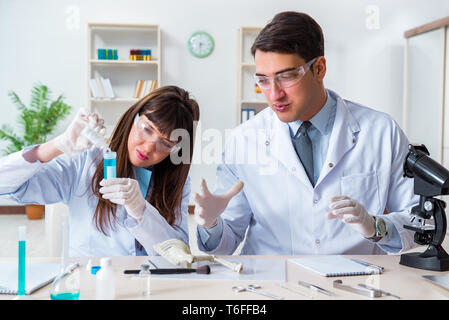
top-left (133, 114), bottom-right (181, 153)
top-left (254, 57), bottom-right (318, 90)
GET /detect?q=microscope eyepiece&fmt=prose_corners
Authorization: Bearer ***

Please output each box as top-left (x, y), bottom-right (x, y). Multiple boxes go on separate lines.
top-left (403, 144), bottom-right (449, 197)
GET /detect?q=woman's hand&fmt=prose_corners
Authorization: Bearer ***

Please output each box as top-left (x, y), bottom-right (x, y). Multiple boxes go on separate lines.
top-left (53, 108), bottom-right (105, 157)
top-left (99, 178), bottom-right (146, 221)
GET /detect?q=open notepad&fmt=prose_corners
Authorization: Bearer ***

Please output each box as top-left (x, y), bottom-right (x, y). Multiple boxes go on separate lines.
top-left (289, 256), bottom-right (383, 277)
top-left (0, 262), bottom-right (61, 295)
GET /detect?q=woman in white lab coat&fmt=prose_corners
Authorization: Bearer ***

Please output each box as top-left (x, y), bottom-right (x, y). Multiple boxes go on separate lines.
top-left (0, 85), bottom-right (199, 256)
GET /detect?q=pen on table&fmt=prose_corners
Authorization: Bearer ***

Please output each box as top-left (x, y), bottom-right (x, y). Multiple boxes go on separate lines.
top-left (278, 284), bottom-right (314, 299)
top-left (147, 258), bottom-right (158, 269)
top-left (297, 280), bottom-right (334, 296)
top-left (350, 259), bottom-right (384, 272)
top-left (123, 265), bottom-right (211, 275)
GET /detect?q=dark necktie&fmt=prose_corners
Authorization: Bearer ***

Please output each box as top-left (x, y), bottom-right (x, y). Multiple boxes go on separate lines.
top-left (293, 121), bottom-right (314, 186)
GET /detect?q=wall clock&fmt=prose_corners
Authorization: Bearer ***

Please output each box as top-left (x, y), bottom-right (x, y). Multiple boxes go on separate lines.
top-left (187, 31), bottom-right (214, 58)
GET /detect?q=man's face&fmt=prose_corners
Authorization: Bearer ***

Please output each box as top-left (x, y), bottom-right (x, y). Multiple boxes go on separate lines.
top-left (254, 50), bottom-right (325, 123)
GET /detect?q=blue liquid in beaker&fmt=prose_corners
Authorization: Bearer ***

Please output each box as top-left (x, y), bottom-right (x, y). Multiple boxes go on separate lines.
top-left (104, 150), bottom-right (116, 179)
top-left (50, 292), bottom-right (80, 300)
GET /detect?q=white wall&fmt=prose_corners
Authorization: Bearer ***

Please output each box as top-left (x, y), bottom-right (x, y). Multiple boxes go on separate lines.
top-left (1, 0), bottom-right (448, 205)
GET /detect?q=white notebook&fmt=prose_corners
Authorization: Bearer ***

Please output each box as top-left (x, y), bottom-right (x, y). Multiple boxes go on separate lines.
top-left (289, 256), bottom-right (383, 277)
top-left (0, 262), bottom-right (61, 295)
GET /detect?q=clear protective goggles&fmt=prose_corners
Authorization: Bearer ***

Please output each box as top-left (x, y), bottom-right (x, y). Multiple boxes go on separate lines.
top-left (254, 57), bottom-right (318, 90)
top-left (133, 114), bottom-right (181, 153)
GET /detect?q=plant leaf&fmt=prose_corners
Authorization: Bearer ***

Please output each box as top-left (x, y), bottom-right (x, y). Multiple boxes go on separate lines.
top-left (0, 83), bottom-right (72, 153)
top-left (7, 91), bottom-right (27, 113)
top-left (0, 124), bottom-right (24, 154)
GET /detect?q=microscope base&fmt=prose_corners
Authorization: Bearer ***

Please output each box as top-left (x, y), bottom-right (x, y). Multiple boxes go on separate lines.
top-left (400, 245), bottom-right (449, 271)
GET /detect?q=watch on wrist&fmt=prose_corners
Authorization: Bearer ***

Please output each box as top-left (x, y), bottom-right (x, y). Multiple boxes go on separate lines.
top-left (367, 216), bottom-right (387, 241)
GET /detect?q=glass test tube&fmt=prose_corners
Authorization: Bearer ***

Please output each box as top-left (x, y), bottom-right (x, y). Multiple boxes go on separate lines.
top-left (18, 226), bottom-right (26, 296)
top-left (104, 150), bottom-right (117, 179)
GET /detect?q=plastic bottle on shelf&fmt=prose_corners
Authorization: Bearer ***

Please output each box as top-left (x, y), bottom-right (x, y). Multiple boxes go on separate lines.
top-left (95, 258), bottom-right (116, 300)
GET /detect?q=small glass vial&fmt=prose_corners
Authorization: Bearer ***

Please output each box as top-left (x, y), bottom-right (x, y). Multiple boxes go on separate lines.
top-left (139, 264), bottom-right (151, 296)
top-left (103, 150), bottom-right (116, 179)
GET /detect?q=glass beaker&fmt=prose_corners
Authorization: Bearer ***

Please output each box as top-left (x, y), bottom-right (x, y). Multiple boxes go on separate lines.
top-left (49, 267), bottom-right (80, 300)
top-left (49, 214), bottom-right (80, 300)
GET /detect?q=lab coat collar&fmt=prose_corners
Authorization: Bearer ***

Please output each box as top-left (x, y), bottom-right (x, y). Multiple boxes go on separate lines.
top-left (315, 90), bottom-right (360, 187)
top-left (287, 89), bottom-right (336, 137)
top-left (268, 89), bottom-right (360, 189)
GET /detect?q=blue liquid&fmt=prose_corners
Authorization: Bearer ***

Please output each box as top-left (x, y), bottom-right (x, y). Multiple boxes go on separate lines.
top-left (104, 155), bottom-right (116, 179)
top-left (50, 292), bottom-right (80, 300)
top-left (18, 240), bottom-right (26, 296)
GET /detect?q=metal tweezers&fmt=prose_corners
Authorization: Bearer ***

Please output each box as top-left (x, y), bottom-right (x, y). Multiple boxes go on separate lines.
top-left (297, 280), bottom-right (334, 296)
top-left (358, 283), bottom-right (401, 299)
top-left (333, 280), bottom-right (382, 298)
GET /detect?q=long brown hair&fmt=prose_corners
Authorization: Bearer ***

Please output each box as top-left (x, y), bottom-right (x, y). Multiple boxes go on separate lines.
top-left (90, 86), bottom-right (200, 235)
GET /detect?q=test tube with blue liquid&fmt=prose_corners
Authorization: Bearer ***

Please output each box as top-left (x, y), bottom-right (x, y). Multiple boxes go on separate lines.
top-left (18, 226), bottom-right (26, 297)
top-left (80, 125), bottom-right (116, 179)
top-left (104, 149), bottom-right (116, 179)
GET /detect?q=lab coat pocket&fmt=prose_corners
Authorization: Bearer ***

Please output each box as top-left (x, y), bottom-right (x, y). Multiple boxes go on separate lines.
top-left (340, 171), bottom-right (382, 215)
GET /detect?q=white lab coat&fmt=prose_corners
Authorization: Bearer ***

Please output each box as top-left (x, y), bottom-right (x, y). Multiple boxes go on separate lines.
top-left (0, 146), bottom-right (190, 257)
top-left (198, 89), bottom-right (419, 255)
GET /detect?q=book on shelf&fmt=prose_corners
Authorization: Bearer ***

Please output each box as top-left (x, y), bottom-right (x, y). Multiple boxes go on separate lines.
top-left (89, 77), bottom-right (115, 99)
top-left (150, 80), bottom-right (158, 93)
top-left (102, 78), bottom-right (115, 99)
top-left (133, 80), bottom-right (158, 99)
top-left (97, 48), bottom-right (118, 60)
top-left (241, 108), bottom-right (256, 123)
top-left (142, 80), bottom-right (150, 97)
top-left (129, 49), bottom-right (152, 61)
top-left (89, 78), bottom-right (101, 98)
top-left (133, 80), bottom-right (144, 98)
top-left (95, 76), bottom-right (106, 98)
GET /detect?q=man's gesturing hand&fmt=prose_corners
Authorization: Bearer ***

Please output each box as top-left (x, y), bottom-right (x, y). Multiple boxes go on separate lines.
top-left (193, 179), bottom-right (244, 228)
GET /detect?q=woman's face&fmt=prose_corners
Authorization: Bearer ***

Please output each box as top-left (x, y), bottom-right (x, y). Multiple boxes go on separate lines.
top-left (127, 114), bottom-right (178, 167)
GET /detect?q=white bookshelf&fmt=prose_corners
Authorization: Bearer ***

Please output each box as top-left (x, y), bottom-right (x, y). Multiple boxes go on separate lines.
top-left (237, 27), bottom-right (267, 124)
top-left (87, 23), bottom-right (161, 134)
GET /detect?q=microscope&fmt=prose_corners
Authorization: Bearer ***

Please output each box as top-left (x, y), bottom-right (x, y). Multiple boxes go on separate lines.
top-left (400, 144), bottom-right (449, 271)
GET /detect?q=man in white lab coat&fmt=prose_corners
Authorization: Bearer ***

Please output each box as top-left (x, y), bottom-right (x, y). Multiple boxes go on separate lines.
top-left (193, 11), bottom-right (419, 255)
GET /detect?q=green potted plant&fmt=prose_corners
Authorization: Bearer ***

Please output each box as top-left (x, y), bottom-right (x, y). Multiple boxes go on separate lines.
top-left (0, 83), bottom-right (72, 219)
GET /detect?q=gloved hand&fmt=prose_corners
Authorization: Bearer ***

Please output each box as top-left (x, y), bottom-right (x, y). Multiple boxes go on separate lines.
top-left (53, 108), bottom-right (106, 157)
top-left (99, 178), bottom-right (146, 221)
top-left (327, 195), bottom-right (376, 238)
top-left (193, 179), bottom-right (244, 228)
